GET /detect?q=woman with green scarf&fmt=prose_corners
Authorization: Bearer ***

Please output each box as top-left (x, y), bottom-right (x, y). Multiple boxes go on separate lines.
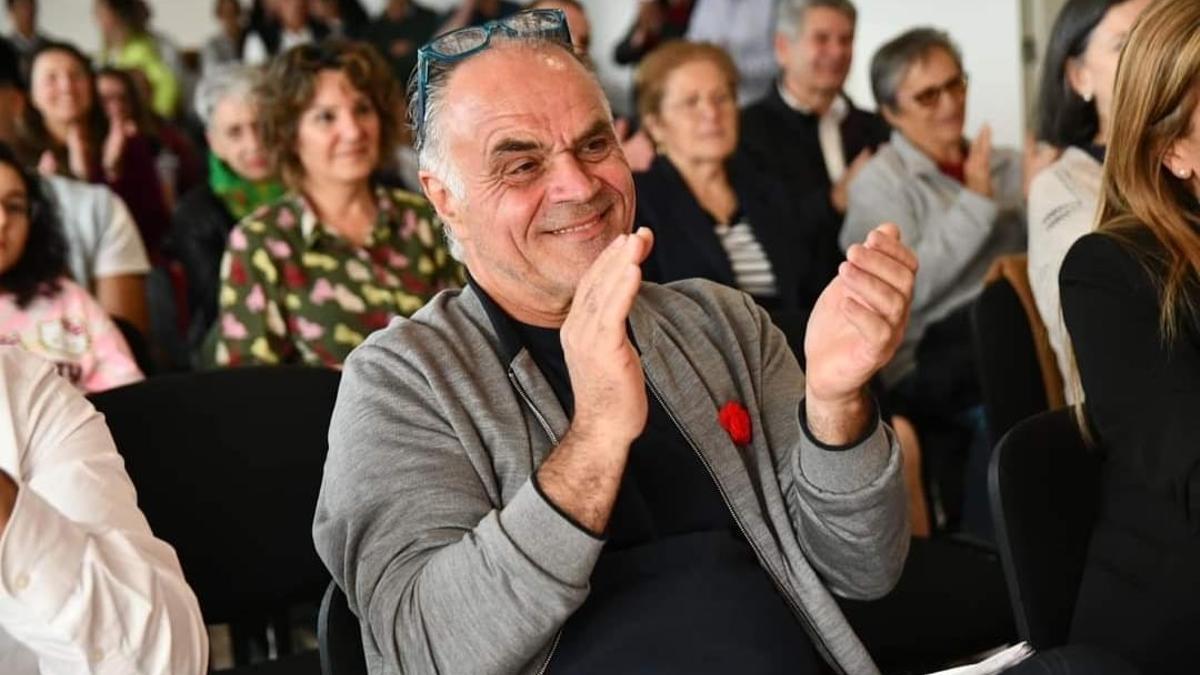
top-left (165, 65), bottom-right (284, 356)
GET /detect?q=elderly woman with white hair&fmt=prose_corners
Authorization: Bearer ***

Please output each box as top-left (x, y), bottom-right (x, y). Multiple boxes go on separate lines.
top-left (165, 64), bottom-right (285, 354)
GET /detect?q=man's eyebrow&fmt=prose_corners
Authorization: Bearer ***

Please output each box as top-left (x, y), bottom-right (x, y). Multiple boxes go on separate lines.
top-left (573, 119), bottom-right (616, 146)
top-left (490, 138), bottom-right (543, 156)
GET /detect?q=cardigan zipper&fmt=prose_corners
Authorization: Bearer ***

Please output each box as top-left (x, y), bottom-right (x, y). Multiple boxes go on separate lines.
top-left (644, 374), bottom-right (847, 675)
top-left (508, 369), bottom-right (560, 445)
top-left (507, 367), bottom-right (562, 673)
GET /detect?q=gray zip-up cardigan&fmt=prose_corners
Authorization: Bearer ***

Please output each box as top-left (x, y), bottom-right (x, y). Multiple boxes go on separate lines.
top-left (312, 278), bottom-right (910, 675)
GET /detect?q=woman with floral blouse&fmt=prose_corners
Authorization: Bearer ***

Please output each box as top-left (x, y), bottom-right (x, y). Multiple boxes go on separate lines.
top-left (203, 40), bottom-right (461, 368)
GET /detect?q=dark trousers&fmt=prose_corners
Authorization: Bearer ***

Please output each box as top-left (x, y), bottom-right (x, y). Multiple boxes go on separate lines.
top-left (889, 307), bottom-right (992, 539)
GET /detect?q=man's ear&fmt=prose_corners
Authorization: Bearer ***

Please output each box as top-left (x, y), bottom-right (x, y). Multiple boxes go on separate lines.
top-left (773, 33), bottom-right (791, 70)
top-left (880, 103), bottom-right (899, 129)
top-left (419, 170), bottom-right (468, 243)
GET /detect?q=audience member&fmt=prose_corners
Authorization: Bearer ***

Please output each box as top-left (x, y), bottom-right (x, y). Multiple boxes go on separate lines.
top-left (1028, 0), bottom-right (1150, 402)
top-left (20, 42), bottom-right (170, 256)
top-left (685, 0), bottom-right (778, 103)
top-left (96, 66), bottom-right (203, 209)
top-left (613, 0), bottom-right (694, 66)
top-left (740, 0), bottom-right (889, 284)
top-left (5, 0), bottom-right (45, 76)
top-left (243, 0), bottom-right (330, 66)
top-left (530, 0), bottom-right (591, 62)
top-left (438, 0), bottom-right (523, 34)
top-left (94, 0), bottom-right (180, 118)
top-left (315, 10), bottom-right (913, 673)
top-left (313, 0), bottom-right (371, 38)
top-left (635, 41), bottom-right (826, 337)
top-left (201, 0), bottom-right (249, 75)
top-left (0, 44), bottom-right (150, 335)
top-left (203, 40), bottom-right (461, 368)
top-left (841, 28), bottom-right (1025, 536)
top-left (168, 64), bottom-right (282, 357)
top-left (0, 143), bottom-right (142, 392)
top-left (362, 0), bottom-right (440, 83)
top-left (0, 347), bottom-right (206, 673)
top-left (1060, 0), bottom-right (1200, 670)
top-left (844, 28), bottom-right (1024, 390)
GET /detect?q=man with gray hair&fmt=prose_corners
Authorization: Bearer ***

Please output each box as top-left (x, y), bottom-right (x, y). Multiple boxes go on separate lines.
top-left (741, 0), bottom-right (889, 290)
top-left (314, 9), bottom-right (917, 674)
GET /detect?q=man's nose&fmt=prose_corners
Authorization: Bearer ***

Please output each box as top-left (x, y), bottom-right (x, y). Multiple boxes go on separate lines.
top-left (547, 153), bottom-right (599, 203)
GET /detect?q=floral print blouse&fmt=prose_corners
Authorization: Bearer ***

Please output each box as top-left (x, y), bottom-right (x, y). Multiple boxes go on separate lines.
top-left (203, 186), bottom-right (463, 368)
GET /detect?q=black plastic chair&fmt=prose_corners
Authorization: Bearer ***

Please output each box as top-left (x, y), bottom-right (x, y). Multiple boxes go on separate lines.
top-left (971, 274), bottom-right (1051, 449)
top-left (318, 580), bottom-right (368, 675)
top-left (112, 314), bottom-right (156, 377)
top-left (988, 408), bottom-right (1103, 649)
top-left (89, 367), bottom-right (341, 671)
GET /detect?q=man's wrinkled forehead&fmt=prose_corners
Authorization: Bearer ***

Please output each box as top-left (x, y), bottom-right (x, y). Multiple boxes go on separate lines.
top-left (440, 44), bottom-right (610, 150)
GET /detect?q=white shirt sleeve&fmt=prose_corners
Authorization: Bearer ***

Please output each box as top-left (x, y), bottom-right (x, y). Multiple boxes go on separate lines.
top-left (0, 349), bottom-right (207, 674)
top-left (44, 177), bottom-right (150, 289)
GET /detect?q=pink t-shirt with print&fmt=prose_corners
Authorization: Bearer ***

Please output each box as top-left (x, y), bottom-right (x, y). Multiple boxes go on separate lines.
top-left (0, 278), bottom-right (143, 392)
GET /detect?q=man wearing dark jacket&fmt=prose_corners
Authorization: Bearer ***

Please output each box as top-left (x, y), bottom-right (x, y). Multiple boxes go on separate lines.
top-left (740, 0), bottom-right (888, 285)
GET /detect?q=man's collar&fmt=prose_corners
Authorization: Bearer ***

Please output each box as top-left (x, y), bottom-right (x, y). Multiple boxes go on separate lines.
top-left (466, 274), bottom-right (539, 366)
top-left (467, 273), bottom-right (656, 367)
top-left (776, 80), bottom-right (849, 122)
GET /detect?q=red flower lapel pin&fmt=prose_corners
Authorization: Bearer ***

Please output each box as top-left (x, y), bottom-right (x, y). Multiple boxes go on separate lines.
top-left (718, 400), bottom-right (752, 446)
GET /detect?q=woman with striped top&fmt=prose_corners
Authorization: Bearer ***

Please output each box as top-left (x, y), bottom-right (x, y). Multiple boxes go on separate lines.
top-left (633, 41), bottom-right (831, 336)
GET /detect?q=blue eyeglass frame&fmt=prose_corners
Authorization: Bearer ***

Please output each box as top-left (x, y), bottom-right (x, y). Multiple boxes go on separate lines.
top-left (413, 8), bottom-right (574, 139)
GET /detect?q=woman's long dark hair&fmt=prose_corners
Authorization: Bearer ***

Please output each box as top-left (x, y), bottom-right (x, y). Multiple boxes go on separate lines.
top-left (17, 41), bottom-right (110, 177)
top-left (1035, 0), bottom-right (1127, 148)
top-left (0, 143), bottom-right (67, 308)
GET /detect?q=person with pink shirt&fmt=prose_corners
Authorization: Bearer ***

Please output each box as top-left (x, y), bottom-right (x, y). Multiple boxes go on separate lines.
top-left (0, 142), bottom-right (142, 392)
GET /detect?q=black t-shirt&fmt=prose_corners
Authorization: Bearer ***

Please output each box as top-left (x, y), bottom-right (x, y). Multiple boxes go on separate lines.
top-left (513, 321), bottom-right (829, 674)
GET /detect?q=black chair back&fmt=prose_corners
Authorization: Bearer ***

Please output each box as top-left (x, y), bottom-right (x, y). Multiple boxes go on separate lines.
top-left (971, 275), bottom-right (1049, 448)
top-left (112, 314), bottom-right (156, 377)
top-left (318, 580), bottom-right (368, 675)
top-left (89, 367), bottom-right (341, 625)
top-left (988, 408), bottom-right (1102, 649)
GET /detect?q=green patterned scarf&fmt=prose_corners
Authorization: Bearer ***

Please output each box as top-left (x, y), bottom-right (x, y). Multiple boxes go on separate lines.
top-left (208, 153), bottom-right (285, 221)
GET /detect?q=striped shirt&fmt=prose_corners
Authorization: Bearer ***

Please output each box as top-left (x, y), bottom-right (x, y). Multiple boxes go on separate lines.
top-left (714, 217), bottom-right (778, 299)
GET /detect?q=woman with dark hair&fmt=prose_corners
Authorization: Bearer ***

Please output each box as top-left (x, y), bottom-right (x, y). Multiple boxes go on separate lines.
top-left (1059, 0), bottom-right (1200, 670)
top-left (93, 0), bottom-right (180, 118)
top-left (20, 42), bottom-right (170, 256)
top-left (0, 142), bottom-right (141, 392)
top-left (96, 66), bottom-right (202, 208)
top-left (1028, 0), bottom-right (1150, 402)
top-left (202, 40), bottom-right (461, 368)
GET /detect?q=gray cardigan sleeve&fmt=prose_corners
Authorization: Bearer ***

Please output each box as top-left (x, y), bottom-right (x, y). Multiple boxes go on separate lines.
top-left (748, 295), bottom-right (910, 600)
top-left (312, 340), bottom-right (604, 674)
top-left (841, 160), bottom-right (999, 315)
